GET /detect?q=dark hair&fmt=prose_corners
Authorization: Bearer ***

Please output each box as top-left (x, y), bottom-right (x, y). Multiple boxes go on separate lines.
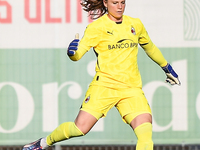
top-left (80, 0), bottom-right (107, 20)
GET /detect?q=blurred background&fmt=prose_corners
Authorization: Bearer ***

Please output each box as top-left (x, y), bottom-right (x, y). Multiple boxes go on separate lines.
top-left (0, 0), bottom-right (200, 149)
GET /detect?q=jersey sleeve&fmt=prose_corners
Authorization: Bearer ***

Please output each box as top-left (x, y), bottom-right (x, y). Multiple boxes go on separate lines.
top-left (141, 40), bottom-right (167, 67)
top-left (137, 19), bottom-right (151, 45)
top-left (136, 19), bottom-right (167, 67)
top-left (79, 24), bottom-right (101, 50)
top-left (69, 23), bottom-right (101, 61)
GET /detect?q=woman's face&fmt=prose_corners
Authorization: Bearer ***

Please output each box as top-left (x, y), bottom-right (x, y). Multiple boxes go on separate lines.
top-left (103, 0), bottom-right (126, 22)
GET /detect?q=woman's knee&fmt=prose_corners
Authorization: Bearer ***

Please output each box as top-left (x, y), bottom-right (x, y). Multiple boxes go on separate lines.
top-left (74, 110), bottom-right (98, 134)
top-left (124, 113), bottom-right (152, 129)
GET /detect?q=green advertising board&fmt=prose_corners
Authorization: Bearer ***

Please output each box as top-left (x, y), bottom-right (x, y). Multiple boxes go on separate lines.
top-left (0, 47), bottom-right (200, 145)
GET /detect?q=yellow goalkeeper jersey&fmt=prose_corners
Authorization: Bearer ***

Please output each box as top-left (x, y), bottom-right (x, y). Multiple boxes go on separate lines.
top-left (72, 14), bottom-right (165, 88)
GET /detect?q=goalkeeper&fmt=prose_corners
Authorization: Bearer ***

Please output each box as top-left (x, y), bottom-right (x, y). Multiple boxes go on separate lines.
top-left (22, 0), bottom-right (180, 150)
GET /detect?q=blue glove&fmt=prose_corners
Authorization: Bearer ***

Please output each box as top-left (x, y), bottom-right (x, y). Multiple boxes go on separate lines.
top-left (162, 63), bottom-right (181, 85)
top-left (67, 34), bottom-right (79, 56)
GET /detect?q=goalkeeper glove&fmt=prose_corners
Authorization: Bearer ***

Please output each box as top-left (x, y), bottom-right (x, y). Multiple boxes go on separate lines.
top-left (67, 34), bottom-right (79, 56)
top-left (162, 63), bottom-right (181, 85)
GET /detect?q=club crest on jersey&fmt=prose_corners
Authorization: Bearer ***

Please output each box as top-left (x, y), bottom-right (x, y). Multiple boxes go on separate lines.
top-left (84, 96), bottom-right (90, 103)
top-left (131, 26), bottom-right (136, 35)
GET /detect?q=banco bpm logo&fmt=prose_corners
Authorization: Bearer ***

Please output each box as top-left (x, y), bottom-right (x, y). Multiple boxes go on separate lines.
top-left (184, 0), bottom-right (200, 40)
top-left (108, 39), bottom-right (137, 50)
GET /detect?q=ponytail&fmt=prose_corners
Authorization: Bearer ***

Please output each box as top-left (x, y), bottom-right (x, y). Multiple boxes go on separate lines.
top-left (80, 0), bottom-right (107, 20)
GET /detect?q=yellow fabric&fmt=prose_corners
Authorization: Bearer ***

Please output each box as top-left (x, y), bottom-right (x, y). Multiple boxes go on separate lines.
top-left (81, 85), bottom-right (151, 123)
top-left (141, 40), bottom-right (167, 67)
top-left (46, 122), bottom-right (84, 146)
top-left (70, 14), bottom-right (159, 89)
top-left (134, 123), bottom-right (153, 150)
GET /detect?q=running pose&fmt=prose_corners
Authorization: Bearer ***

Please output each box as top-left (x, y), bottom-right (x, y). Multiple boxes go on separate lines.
top-left (22, 0), bottom-right (180, 150)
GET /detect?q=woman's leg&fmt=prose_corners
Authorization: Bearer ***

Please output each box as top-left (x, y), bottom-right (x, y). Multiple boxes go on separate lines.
top-left (46, 110), bottom-right (98, 146)
top-left (129, 113), bottom-right (152, 129)
top-left (125, 113), bottom-right (153, 150)
top-left (22, 110), bottom-right (100, 150)
top-left (74, 110), bottom-right (99, 134)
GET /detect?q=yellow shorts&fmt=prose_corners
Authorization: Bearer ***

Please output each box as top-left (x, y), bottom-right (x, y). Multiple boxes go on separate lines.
top-left (80, 85), bottom-right (152, 124)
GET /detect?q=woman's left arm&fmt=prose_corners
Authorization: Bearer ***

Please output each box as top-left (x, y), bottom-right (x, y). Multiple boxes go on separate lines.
top-left (141, 41), bottom-right (181, 85)
top-left (140, 40), bottom-right (167, 67)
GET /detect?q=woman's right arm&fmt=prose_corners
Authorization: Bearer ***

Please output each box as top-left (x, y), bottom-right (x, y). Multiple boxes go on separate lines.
top-left (67, 24), bottom-right (99, 61)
